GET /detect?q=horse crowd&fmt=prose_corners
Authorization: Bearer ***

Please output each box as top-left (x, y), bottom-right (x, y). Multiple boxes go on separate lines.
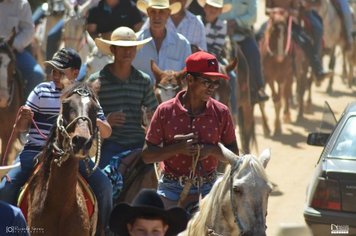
top-left (1, 0), bottom-right (356, 235)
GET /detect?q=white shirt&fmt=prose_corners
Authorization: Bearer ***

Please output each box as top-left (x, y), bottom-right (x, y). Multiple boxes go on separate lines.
top-left (0, 0), bottom-right (34, 52)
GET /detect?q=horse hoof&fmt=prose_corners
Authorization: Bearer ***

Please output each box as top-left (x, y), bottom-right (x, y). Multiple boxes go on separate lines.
top-left (283, 115), bottom-right (291, 123)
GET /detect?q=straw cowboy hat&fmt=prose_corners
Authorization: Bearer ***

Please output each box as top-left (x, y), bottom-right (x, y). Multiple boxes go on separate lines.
top-left (197, 0), bottom-right (232, 13)
top-left (95, 27), bottom-right (152, 56)
top-left (0, 162), bottom-right (20, 180)
top-left (109, 189), bottom-right (188, 236)
top-left (136, 0), bottom-right (182, 15)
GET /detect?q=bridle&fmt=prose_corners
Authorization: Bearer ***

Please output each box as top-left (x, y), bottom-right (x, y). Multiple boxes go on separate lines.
top-left (52, 88), bottom-right (101, 175)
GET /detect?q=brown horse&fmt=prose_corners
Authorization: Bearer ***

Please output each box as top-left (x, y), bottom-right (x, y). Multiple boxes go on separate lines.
top-left (25, 83), bottom-right (100, 236)
top-left (260, 8), bottom-right (309, 136)
top-left (0, 38), bottom-right (24, 165)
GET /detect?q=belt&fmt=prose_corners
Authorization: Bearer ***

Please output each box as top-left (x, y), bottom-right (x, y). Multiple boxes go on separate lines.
top-left (162, 172), bottom-right (217, 187)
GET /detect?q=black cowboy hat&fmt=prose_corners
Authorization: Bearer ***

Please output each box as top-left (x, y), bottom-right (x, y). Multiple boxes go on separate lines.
top-left (109, 189), bottom-right (189, 236)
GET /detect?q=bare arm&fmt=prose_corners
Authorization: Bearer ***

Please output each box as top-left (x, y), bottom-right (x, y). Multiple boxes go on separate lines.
top-left (96, 119), bottom-right (112, 139)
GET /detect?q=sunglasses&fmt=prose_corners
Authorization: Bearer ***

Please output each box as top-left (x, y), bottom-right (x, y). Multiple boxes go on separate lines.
top-left (195, 76), bottom-right (220, 89)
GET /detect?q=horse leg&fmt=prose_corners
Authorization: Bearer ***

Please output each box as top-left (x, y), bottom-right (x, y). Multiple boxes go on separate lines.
top-left (305, 73), bottom-right (313, 114)
top-left (259, 102), bottom-right (271, 137)
top-left (282, 81), bottom-right (292, 124)
top-left (273, 84), bottom-right (282, 136)
top-left (327, 47), bottom-right (336, 94)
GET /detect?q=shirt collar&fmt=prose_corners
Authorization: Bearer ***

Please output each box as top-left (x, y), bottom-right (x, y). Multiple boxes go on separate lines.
top-left (100, 64), bottom-right (138, 83)
top-left (173, 90), bottom-right (215, 117)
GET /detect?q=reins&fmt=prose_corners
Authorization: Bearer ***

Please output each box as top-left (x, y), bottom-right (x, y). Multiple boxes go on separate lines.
top-left (265, 15), bottom-right (293, 56)
top-left (177, 144), bottom-right (201, 207)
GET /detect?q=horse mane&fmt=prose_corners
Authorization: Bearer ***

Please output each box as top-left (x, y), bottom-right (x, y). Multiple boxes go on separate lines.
top-left (185, 155), bottom-right (269, 235)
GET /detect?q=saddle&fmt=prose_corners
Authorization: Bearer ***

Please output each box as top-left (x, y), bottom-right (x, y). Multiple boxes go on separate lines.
top-left (17, 163), bottom-right (96, 221)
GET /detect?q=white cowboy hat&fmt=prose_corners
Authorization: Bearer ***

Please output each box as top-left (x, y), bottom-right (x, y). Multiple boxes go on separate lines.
top-left (137, 0), bottom-right (182, 15)
top-left (95, 27), bottom-right (152, 56)
top-left (197, 0), bottom-right (232, 13)
top-left (0, 162), bottom-right (21, 179)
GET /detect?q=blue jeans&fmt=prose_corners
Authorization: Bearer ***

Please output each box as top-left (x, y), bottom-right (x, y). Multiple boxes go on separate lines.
top-left (157, 177), bottom-right (214, 201)
top-left (16, 51), bottom-right (45, 98)
top-left (46, 19), bottom-right (64, 61)
top-left (0, 149), bottom-right (112, 234)
top-left (305, 10), bottom-right (323, 57)
top-left (99, 140), bottom-right (143, 169)
top-left (238, 37), bottom-right (265, 90)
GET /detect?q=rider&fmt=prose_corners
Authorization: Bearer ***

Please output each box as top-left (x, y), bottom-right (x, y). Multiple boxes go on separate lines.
top-left (0, 0), bottom-right (45, 98)
top-left (86, 0), bottom-right (144, 40)
top-left (133, 0), bottom-right (192, 84)
top-left (109, 189), bottom-right (189, 236)
top-left (197, 0), bottom-right (238, 122)
top-left (264, 0), bottom-right (332, 82)
top-left (166, 0), bottom-right (208, 52)
top-left (219, 0), bottom-right (269, 104)
top-left (88, 27), bottom-right (158, 197)
top-left (0, 48), bottom-right (113, 235)
top-left (142, 51), bottom-right (239, 209)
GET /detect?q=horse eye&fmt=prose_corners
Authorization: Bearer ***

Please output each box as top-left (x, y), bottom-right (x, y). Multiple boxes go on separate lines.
top-left (233, 186), bottom-right (243, 195)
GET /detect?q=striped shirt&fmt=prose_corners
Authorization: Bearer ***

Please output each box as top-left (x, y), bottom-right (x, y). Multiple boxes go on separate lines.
top-left (25, 81), bottom-right (106, 151)
top-left (199, 15), bottom-right (227, 57)
top-left (166, 10), bottom-right (207, 51)
top-left (88, 65), bottom-right (158, 148)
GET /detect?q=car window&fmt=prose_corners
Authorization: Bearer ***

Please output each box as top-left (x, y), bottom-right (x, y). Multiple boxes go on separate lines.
top-left (329, 116), bottom-right (356, 159)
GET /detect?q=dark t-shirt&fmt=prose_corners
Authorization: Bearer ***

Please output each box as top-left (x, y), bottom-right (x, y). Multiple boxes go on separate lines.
top-left (87, 0), bottom-right (143, 34)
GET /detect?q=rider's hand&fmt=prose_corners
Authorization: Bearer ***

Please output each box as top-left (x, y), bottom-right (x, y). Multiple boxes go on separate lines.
top-left (173, 133), bottom-right (200, 157)
top-left (107, 111), bottom-right (126, 127)
top-left (14, 105), bottom-right (33, 132)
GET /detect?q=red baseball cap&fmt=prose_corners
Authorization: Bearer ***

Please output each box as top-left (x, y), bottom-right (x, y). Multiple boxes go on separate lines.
top-left (184, 51), bottom-right (229, 80)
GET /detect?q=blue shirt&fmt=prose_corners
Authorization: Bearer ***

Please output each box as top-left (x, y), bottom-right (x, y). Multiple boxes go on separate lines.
top-left (132, 27), bottom-right (191, 83)
top-left (0, 201), bottom-right (29, 236)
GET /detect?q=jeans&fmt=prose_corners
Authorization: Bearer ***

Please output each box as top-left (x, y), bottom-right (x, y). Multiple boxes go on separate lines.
top-left (157, 177), bottom-right (214, 201)
top-left (99, 140), bottom-right (143, 169)
top-left (238, 36), bottom-right (265, 91)
top-left (305, 10), bottom-right (323, 57)
top-left (0, 149), bottom-right (112, 234)
top-left (16, 51), bottom-right (45, 98)
top-left (46, 19), bottom-right (64, 61)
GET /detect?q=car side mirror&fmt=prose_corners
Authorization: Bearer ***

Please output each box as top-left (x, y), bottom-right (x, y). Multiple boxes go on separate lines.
top-left (307, 133), bottom-right (330, 146)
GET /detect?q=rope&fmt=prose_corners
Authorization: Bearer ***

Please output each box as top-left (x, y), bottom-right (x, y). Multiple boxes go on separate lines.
top-left (265, 15), bottom-right (293, 56)
top-left (177, 145), bottom-right (201, 207)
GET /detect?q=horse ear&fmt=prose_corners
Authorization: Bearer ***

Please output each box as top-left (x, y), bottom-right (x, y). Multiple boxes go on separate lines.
top-left (176, 70), bottom-right (186, 85)
top-left (258, 148), bottom-right (271, 168)
top-left (225, 58), bottom-right (238, 73)
top-left (151, 60), bottom-right (163, 83)
top-left (218, 143), bottom-right (238, 165)
top-left (78, 0), bottom-right (93, 16)
top-left (63, 0), bottom-right (71, 11)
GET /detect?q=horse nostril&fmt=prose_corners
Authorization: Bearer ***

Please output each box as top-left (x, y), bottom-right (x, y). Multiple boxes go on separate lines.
top-left (72, 136), bottom-right (91, 150)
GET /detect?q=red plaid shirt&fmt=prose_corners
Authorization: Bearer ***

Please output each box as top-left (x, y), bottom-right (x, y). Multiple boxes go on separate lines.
top-left (146, 91), bottom-right (236, 176)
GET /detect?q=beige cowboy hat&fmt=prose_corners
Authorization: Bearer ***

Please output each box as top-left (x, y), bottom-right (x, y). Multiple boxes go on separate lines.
top-left (197, 0), bottom-right (232, 13)
top-left (137, 0), bottom-right (182, 15)
top-left (95, 27), bottom-right (152, 56)
top-left (0, 162), bottom-right (21, 179)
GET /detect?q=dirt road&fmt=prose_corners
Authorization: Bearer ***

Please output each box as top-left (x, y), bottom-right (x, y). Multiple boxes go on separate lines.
top-left (251, 2), bottom-right (356, 236)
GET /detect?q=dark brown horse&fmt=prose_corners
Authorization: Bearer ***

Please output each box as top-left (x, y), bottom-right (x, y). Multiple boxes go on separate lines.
top-left (0, 38), bottom-right (24, 164)
top-left (260, 8), bottom-right (309, 136)
top-left (25, 83), bottom-right (100, 236)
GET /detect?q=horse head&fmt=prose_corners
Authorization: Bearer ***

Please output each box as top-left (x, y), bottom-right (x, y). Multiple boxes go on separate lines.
top-left (265, 8), bottom-right (293, 62)
top-left (150, 60), bottom-right (185, 103)
top-left (53, 82), bottom-right (100, 165)
top-left (0, 38), bottom-right (17, 108)
top-left (219, 143), bottom-right (273, 236)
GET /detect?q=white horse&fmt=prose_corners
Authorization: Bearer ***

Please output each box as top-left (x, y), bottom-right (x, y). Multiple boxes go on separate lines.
top-left (179, 144), bottom-right (272, 236)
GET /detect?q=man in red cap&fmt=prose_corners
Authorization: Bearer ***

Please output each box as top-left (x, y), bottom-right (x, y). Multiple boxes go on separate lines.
top-left (141, 51), bottom-right (239, 209)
